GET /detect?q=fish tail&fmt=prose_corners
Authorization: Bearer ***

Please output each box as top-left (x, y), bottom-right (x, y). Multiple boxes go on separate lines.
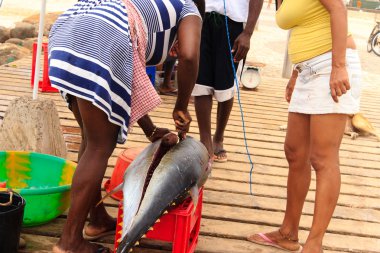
top-left (96, 182), bottom-right (124, 207)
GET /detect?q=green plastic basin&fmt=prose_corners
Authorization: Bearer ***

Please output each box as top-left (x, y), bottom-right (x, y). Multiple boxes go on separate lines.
top-left (0, 151), bottom-right (76, 227)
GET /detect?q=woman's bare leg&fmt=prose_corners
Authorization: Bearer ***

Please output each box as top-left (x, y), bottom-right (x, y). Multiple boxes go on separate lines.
top-left (54, 98), bottom-right (119, 253)
top-left (281, 113), bottom-right (312, 239)
top-left (248, 112), bottom-right (311, 250)
top-left (303, 114), bottom-right (346, 252)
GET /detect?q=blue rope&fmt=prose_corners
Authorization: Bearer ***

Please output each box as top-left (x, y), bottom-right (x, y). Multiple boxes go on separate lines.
top-left (223, 0), bottom-right (255, 195)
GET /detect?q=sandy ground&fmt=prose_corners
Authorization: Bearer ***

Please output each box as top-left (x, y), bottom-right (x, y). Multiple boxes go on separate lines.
top-left (0, 0), bottom-right (76, 27)
top-left (0, 0), bottom-right (379, 89)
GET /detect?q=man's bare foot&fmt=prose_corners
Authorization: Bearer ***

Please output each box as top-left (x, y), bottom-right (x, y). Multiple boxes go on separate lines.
top-left (213, 141), bottom-right (227, 163)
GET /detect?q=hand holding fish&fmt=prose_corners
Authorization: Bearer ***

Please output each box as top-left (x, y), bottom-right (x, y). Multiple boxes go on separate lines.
top-left (173, 109), bottom-right (191, 140)
top-left (147, 127), bottom-right (171, 143)
top-left (137, 115), bottom-right (170, 142)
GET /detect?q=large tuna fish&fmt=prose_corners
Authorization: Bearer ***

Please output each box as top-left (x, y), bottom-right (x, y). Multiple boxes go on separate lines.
top-left (116, 133), bottom-right (210, 253)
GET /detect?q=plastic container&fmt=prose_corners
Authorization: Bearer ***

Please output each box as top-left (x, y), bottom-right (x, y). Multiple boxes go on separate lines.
top-left (31, 42), bottom-right (59, 92)
top-left (104, 147), bottom-right (144, 201)
top-left (114, 188), bottom-right (203, 253)
top-left (0, 151), bottom-right (76, 226)
top-left (0, 191), bottom-right (26, 253)
top-left (146, 66), bottom-right (156, 86)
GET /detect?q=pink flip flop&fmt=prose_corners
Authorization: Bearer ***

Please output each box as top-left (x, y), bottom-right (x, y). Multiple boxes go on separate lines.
top-left (247, 233), bottom-right (302, 252)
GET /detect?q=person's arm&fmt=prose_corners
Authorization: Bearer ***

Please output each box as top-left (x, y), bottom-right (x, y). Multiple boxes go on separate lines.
top-left (232, 0), bottom-right (264, 61)
top-left (319, 0), bottom-right (350, 103)
top-left (173, 15), bottom-right (202, 138)
top-left (137, 115), bottom-right (170, 142)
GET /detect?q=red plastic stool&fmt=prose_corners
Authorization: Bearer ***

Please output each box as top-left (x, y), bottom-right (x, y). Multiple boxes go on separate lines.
top-left (114, 188), bottom-right (203, 253)
top-left (31, 42), bottom-right (58, 92)
top-left (104, 147), bottom-right (144, 201)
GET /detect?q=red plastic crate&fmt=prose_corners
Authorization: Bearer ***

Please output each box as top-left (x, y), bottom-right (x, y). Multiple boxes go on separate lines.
top-left (114, 188), bottom-right (203, 253)
top-left (31, 42), bottom-right (59, 93)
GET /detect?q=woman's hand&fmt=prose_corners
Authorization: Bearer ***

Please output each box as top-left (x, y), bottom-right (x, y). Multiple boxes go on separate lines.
top-left (329, 66), bottom-right (350, 103)
top-left (173, 109), bottom-right (192, 140)
top-left (285, 70), bottom-right (298, 103)
top-left (148, 127), bottom-right (171, 143)
top-left (318, 0), bottom-right (350, 103)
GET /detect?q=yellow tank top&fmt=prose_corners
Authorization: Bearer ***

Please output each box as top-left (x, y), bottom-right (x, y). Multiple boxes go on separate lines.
top-left (276, 0), bottom-right (337, 63)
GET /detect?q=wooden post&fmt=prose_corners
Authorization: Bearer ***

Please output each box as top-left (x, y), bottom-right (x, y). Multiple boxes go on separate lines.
top-left (282, 31), bottom-right (292, 79)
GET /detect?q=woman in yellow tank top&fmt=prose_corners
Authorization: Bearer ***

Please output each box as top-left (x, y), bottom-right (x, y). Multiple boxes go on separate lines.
top-left (248, 0), bottom-right (362, 252)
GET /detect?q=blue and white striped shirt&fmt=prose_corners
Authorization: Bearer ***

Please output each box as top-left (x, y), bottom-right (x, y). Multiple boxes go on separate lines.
top-left (130, 0), bottom-right (201, 65)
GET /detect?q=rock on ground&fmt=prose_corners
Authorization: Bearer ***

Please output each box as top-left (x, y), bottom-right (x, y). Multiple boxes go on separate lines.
top-left (23, 12), bottom-right (62, 36)
top-left (0, 96), bottom-right (67, 158)
top-left (5, 38), bottom-right (24, 46)
top-left (0, 43), bottom-right (30, 65)
top-left (0, 26), bottom-right (10, 43)
top-left (10, 22), bottom-right (37, 39)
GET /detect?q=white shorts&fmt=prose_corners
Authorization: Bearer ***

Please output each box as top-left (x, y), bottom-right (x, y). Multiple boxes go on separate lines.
top-left (289, 49), bottom-right (362, 114)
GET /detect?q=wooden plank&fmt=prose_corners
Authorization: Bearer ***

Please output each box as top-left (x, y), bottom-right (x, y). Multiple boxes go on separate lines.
top-left (2, 83), bottom-right (380, 126)
top-left (16, 231), bottom-right (348, 253)
top-left (202, 203), bottom-right (380, 238)
top-left (208, 168), bottom-right (380, 198)
top-left (205, 180), bottom-right (380, 210)
top-left (202, 190), bottom-right (380, 224)
top-left (2, 94), bottom-right (379, 152)
top-left (200, 219), bottom-right (380, 252)
top-left (1, 44), bottom-right (380, 253)
top-left (95, 191), bottom-right (380, 240)
top-left (18, 234), bottom-right (168, 253)
top-left (22, 214), bottom-right (378, 253)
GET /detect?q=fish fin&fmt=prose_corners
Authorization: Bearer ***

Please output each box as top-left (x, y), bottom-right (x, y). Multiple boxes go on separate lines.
top-left (96, 183), bottom-right (123, 207)
top-left (189, 185), bottom-right (199, 215)
top-left (375, 132), bottom-right (380, 141)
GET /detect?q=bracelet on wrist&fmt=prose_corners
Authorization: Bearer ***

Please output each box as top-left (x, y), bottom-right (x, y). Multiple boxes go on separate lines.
top-left (147, 126), bottom-right (158, 139)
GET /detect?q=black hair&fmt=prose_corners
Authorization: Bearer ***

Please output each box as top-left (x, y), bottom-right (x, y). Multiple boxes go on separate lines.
top-left (193, 0), bottom-right (205, 18)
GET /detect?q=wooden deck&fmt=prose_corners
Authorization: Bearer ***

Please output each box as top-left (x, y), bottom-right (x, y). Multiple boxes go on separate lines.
top-left (1, 56), bottom-right (380, 253)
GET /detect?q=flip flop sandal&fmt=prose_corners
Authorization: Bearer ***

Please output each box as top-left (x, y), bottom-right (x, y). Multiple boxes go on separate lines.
top-left (213, 149), bottom-right (227, 163)
top-left (19, 237), bottom-right (26, 249)
top-left (157, 87), bottom-right (178, 96)
top-left (247, 233), bottom-right (302, 252)
top-left (83, 227), bottom-right (116, 240)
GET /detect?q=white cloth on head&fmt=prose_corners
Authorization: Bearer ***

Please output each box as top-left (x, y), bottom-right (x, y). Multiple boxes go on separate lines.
top-left (205, 0), bottom-right (249, 22)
